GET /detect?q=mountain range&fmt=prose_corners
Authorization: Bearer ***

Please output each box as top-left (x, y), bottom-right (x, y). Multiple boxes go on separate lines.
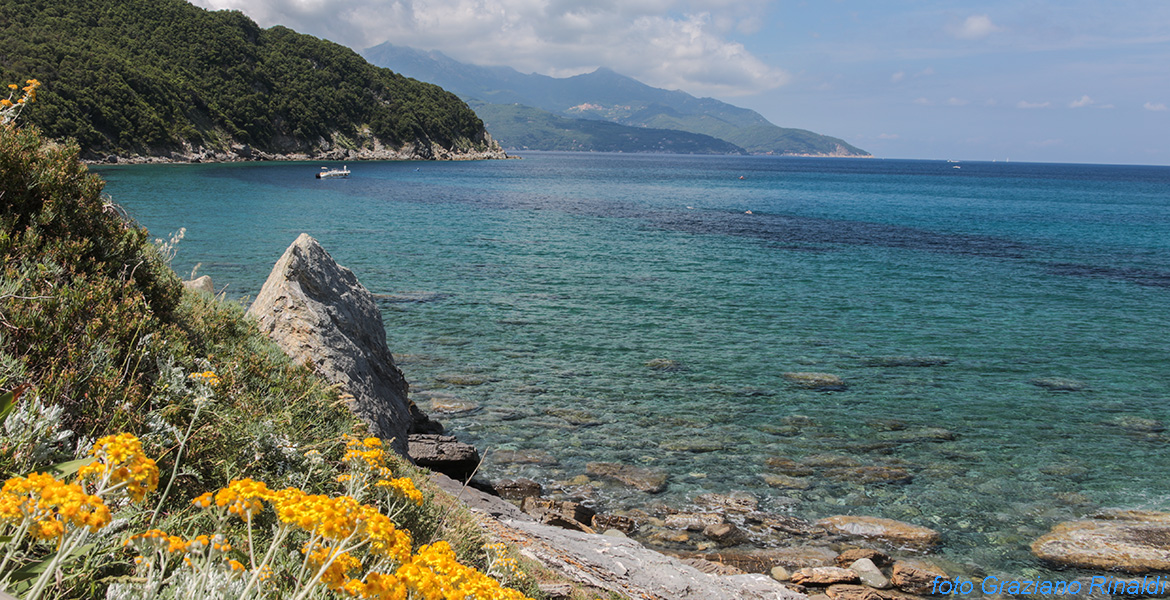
top-left (362, 43), bottom-right (869, 157)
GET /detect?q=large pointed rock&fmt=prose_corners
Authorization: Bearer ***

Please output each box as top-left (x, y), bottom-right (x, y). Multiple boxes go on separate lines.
top-left (247, 234), bottom-right (412, 455)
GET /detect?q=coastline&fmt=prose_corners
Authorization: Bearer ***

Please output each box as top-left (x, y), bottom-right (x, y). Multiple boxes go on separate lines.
top-left (83, 140), bottom-right (513, 165)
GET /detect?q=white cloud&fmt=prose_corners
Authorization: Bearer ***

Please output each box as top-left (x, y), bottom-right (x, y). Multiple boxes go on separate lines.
top-left (187, 0), bottom-right (786, 96)
top-left (947, 97), bottom-right (968, 106)
top-left (1144, 102), bottom-right (1168, 111)
top-left (948, 14), bottom-right (1002, 40)
top-left (1069, 95), bottom-right (1094, 108)
top-left (878, 133), bottom-right (899, 140)
top-left (890, 71), bottom-right (905, 83)
top-left (913, 97), bottom-right (932, 106)
top-left (1017, 100), bottom-right (1051, 109)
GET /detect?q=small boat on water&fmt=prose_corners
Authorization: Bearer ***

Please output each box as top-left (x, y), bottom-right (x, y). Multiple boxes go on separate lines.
top-left (316, 165), bottom-right (350, 179)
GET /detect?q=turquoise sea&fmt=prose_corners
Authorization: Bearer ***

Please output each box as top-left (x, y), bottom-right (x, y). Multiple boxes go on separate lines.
top-left (98, 153), bottom-right (1170, 579)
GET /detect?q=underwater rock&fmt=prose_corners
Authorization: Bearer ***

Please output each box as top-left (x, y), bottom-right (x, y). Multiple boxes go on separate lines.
top-left (434, 373), bottom-right (490, 386)
top-left (1030, 510), bottom-right (1170, 572)
top-left (1030, 377), bottom-right (1087, 391)
top-left (766, 457), bottom-right (816, 477)
top-left (587, 462), bottom-right (669, 494)
top-left (816, 516), bottom-right (941, 552)
top-left (862, 356), bottom-right (952, 368)
top-left (762, 473), bottom-right (813, 490)
top-left (416, 391), bottom-right (480, 414)
top-left (1107, 415), bottom-right (1165, 433)
top-left (666, 513), bottom-right (726, 532)
top-left (784, 372), bottom-right (849, 391)
top-left (645, 358), bottom-right (685, 371)
top-left (824, 466), bottom-right (913, 485)
top-left (661, 440), bottom-right (726, 453)
top-left (492, 449), bottom-right (559, 465)
top-left (875, 428), bottom-right (956, 444)
top-left (803, 453), bottom-right (863, 468)
top-left (694, 491), bottom-right (760, 513)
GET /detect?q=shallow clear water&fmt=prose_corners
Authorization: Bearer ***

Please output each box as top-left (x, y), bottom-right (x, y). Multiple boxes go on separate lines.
top-left (99, 153), bottom-right (1170, 578)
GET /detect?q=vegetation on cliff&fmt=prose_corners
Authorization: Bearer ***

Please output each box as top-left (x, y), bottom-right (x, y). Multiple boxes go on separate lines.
top-left (0, 0), bottom-right (491, 158)
top-left (0, 110), bottom-right (538, 596)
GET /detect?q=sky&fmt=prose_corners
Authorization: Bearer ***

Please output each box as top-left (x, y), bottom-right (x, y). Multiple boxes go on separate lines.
top-left (187, 0), bottom-right (1170, 165)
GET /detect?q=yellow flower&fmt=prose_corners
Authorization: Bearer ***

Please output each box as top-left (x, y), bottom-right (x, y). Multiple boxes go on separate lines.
top-left (79, 433), bottom-right (159, 502)
top-left (375, 477), bottom-right (424, 506)
top-left (6, 84), bottom-right (16, 90)
top-left (214, 478), bottom-right (274, 518)
top-left (188, 370), bottom-right (220, 387)
top-left (0, 473), bottom-right (111, 540)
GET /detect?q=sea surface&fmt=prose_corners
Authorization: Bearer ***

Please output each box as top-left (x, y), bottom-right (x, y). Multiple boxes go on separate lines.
top-left (98, 153), bottom-right (1170, 580)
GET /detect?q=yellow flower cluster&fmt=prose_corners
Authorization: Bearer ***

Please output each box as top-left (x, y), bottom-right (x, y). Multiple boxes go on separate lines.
top-left (374, 477), bottom-right (424, 506)
top-left (483, 542), bottom-right (526, 584)
top-left (0, 472), bottom-right (110, 539)
top-left (343, 435), bottom-right (392, 477)
top-left (1, 79), bottom-right (38, 109)
top-left (305, 545), bottom-right (363, 592)
top-left (78, 433), bottom-right (160, 502)
top-left (192, 477), bottom-right (273, 518)
top-left (188, 370), bottom-right (220, 387)
top-left (126, 529), bottom-right (236, 575)
top-left (358, 541), bottom-right (531, 600)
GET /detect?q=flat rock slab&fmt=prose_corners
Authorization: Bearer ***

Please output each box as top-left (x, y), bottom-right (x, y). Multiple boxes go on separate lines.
top-left (817, 516), bottom-right (941, 552)
top-left (491, 518), bottom-right (804, 600)
top-left (1031, 510), bottom-right (1170, 572)
top-left (407, 434), bottom-right (480, 481)
top-left (791, 566), bottom-right (861, 586)
top-left (587, 462), bottom-right (669, 493)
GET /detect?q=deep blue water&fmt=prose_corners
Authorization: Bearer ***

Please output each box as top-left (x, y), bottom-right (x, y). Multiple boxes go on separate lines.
top-left (98, 153), bottom-right (1170, 578)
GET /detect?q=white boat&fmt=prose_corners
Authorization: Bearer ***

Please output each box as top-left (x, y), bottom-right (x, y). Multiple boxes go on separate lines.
top-left (315, 165), bottom-right (350, 179)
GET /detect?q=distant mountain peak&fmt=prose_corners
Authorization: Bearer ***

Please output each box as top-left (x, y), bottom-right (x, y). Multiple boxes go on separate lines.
top-left (362, 43), bottom-right (869, 157)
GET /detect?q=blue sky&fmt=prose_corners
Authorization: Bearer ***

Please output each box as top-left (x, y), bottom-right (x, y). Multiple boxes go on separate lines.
top-left (190, 0), bottom-right (1170, 164)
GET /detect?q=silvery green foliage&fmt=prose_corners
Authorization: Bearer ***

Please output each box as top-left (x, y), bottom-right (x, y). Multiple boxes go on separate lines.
top-left (2, 392), bottom-right (73, 473)
top-left (105, 567), bottom-right (246, 600)
top-left (247, 419), bottom-right (302, 477)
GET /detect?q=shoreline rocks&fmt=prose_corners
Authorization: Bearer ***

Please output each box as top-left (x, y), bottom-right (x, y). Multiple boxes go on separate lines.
top-left (1031, 510), bottom-right (1170, 572)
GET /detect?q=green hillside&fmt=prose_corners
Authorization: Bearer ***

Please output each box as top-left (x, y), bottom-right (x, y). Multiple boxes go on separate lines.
top-left (0, 0), bottom-right (492, 158)
top-left (473, 102), bottom-right (746, 154)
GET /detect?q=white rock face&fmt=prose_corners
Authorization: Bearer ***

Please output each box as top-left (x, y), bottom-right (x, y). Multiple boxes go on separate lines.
top-left (247, 233), bottom-right (412, 455)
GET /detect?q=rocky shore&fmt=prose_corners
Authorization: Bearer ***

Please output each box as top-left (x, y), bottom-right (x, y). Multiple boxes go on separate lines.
top-left (88, 136), bottom-right (511, 165)
top-left (218, 234), bottom-right (1170, 599)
